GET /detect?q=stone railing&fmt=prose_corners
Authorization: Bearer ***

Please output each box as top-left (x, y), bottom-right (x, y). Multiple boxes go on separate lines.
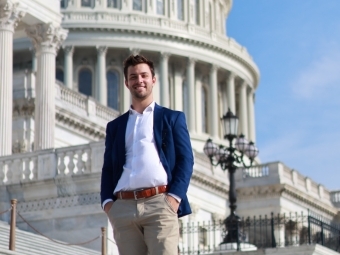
top-left (57, 82), bottom-right (87, 110)
top-left (61, 11), bottom-right (255, 64)
top-left (331, 190), bottom-right (340, 206)
top-left (0, 141), bottom-right (104, 185)
top-left (62, 12), bottom-right (213, 35)
top-left (13, 71), bottom-right (120, 125)
top-left (55, 83), bottom-right (120, 123)
top-left (236, 162), bottom-right (332, 202)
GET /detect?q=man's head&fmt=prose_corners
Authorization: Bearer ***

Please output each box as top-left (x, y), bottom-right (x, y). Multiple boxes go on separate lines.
top-left (123, 55), bottom-right (155, 80)
top-left (123, 55), bottom-right (156, 104)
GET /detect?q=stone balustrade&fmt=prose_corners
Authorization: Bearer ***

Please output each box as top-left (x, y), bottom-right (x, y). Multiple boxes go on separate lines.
top-left (0, 141), bottom-right (104, 185)
top-left (235, 161), bottom-right (333, 202)
top-left (330, 190), bottom-right (340, 206)
top-left (13, 71), bottom-right (119, 128)
top-left (55, 82), bottom-right (120, 123)
top-left (61, 12), bottom-right (255, 68)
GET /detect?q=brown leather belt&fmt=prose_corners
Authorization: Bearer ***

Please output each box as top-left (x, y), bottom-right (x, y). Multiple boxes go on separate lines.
top-left (115, 185), bottom-right (168, 200)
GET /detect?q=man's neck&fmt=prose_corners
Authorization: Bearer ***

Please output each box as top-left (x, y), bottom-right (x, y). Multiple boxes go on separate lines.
top-left (131, 98), bottom-right (154, 114)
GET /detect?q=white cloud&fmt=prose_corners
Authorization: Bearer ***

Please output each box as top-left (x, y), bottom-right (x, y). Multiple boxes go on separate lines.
top-left (291, 47), bottom-right (340, 99)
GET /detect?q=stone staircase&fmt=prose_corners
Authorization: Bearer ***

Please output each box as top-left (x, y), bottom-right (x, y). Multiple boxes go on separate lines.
top-left (0, 221), bottom-right (100, 255)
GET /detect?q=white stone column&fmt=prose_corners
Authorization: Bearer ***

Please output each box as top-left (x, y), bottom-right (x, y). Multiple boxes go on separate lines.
top-left (96, 46), bottom-right (108, 105)
top-left (0, 1), bottom-right (25, 156)
top-left (26, 24), bottom-right (67, 151)
top-left (238, 81), bottom-right (248, 137)
top-left (227, 72), bottom-right (236, 113)
top-left (160, 52), bottom-right (170, 108)
top-left (247, 88), bottom-right (256, 142)
top-left (209, 65), bottom-right (219, 138)
top-left (187, 58), bottom-right (196, 133)
top-left (63, 45), bottom-right (74, 89)
top-left (173, 67), bottom-right (183, 111)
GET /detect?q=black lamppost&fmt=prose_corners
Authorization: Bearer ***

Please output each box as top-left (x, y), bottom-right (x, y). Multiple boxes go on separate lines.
top-left (203, 109), bottom-right (259, 250)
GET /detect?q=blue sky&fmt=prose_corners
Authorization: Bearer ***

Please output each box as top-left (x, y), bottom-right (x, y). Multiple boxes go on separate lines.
top-left (227, 1), bottom-right (340, 191)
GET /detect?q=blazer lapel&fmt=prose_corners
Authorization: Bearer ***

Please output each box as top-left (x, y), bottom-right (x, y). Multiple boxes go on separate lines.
top-left (153, 104), bottom-right (163, 154)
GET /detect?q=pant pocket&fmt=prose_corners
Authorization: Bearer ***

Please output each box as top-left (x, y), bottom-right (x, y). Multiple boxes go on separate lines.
top-left (164, 195), bottom-right (177, 214)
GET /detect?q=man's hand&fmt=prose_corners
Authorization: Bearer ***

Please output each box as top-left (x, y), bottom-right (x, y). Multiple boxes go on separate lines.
top-left (104, 201), bottom-right (114, 214)
top-left (166, 195), bottom-right (180, 212)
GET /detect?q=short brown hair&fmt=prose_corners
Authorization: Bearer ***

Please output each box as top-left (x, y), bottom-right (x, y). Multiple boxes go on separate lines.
top-left (123, 55), bottom-right (155, 80)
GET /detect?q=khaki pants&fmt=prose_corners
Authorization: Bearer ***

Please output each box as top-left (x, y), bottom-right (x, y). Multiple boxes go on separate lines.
top-left (107, 193), bottom-right (179, 255)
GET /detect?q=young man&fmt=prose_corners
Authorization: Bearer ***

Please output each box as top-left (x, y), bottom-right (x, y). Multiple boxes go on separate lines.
top-left (100, 55), bottom-right (194, 255)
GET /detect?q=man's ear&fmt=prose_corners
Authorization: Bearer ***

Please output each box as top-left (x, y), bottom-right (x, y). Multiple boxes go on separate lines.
top-left (152, 76), bottom-right (156, 85)
top-left (124, 80), bottom-right (129, 88)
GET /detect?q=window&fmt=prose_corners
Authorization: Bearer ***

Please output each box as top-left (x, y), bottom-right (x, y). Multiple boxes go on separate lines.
top-left (107, 0), bottom-right (119, 8)
top-left (201, 86), bottom-right (208, 133)
top-left (78, 68), bottom-right (92, 96)
top-left (56, 68), bottom-right (64, 83)
top-left (195, 0), bottom-right (200, 25)
top-left (60, 0), bottom-right (67, 8)
top-left (133, 0), bottom-right (142, 11)
top-left (157, 0), bottom-right (164, 15)
top-left (177, 0), bottom-right (184, 20)
top-left (81, 0), bottom-right (93, 7)
top-left (107, 70), bottom-right (120, 111)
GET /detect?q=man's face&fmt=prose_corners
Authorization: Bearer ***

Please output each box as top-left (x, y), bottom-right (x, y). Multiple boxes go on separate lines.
top-left (125, 63), bottom-right (156, 101)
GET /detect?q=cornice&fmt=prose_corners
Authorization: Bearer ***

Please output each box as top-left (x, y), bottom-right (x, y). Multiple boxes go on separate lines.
top-left (238, 184), bottom-right (339, 217)
top-left (55, 107), bottom-right (105, 140)
top-left (62, 26), bottom-right (260, 86)
top-left (191, 169), bottom-right (228, 198)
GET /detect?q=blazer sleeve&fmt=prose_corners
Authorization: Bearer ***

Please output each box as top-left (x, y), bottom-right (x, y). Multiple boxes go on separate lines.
top-left (100, 122), bottom-right (115, 205)
top-left (168, 112), bottom-right (194, 199)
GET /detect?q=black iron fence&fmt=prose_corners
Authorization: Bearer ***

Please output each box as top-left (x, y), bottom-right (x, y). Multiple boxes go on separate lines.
top-left (179, 212), bottom-right (340, 254)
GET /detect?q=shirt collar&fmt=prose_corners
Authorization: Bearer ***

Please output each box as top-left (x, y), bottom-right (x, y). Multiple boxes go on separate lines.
top-left (129, 101), bottom-right (155, 115)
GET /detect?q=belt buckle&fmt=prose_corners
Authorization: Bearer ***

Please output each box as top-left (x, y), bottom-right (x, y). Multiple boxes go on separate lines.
top-left (133, 188), bottom-right (144, 200)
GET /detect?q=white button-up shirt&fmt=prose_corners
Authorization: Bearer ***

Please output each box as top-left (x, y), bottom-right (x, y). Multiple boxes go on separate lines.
top-left (102, 102), bottom-right (180, 209)
top-left (114, 101), bottom-right (168, 192)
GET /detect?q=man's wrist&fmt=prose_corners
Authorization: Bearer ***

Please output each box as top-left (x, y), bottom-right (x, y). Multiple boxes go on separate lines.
top-left (167, 193), bottom-right (181, 203)
top-left (102, 199), bottom-right (113, 210)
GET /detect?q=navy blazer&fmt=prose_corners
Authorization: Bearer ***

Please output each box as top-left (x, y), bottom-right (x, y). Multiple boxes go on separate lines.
top-left (100, 104), bottom-right (194, 218)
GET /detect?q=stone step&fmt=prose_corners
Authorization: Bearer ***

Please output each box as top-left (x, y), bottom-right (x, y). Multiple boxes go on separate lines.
top-left (0, 221), bottom-right (100, 255)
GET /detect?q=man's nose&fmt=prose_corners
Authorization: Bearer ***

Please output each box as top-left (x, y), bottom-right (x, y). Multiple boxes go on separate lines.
top-left (138, 75), bottom-right (143, 83)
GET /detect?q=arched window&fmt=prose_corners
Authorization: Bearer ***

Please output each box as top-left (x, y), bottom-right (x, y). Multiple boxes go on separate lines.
top-left (78, 68), bottom-right (92, 96)
top-left (107, 0), bottom-right (119, 8)
top-left (157, 0), bottom-right (164, 15)
top-left (60, 0), bottom-right (67, 8)
top-left (195, 0), bottom-right (200, 25)
top-left (182, 79), bottom-right (188, 117)
top-left (107, 70), bottom-right (120, 111)
top-left (56, 68), bottom-right (64, 83)
top-left (133, 0), bottom-right (143, 11)
top-left (177, 0), bottom-right (184, 20)
top-left (201, 86), bottom-right (208, 133)
top-left (81, 0), bottom-right (94, 7)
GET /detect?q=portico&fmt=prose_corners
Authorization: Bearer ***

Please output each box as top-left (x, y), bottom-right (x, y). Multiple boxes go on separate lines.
top-left (0, 0), bottom-right (66, 155)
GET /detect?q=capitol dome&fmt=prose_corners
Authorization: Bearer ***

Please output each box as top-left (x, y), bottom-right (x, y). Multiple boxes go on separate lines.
top-left (9, 0), bottom-right (259, 152)
top-left (56, 0), bottom-right (259, 151)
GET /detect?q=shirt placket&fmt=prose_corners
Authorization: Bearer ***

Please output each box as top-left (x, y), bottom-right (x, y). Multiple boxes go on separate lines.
top-left (131, 113), bottom-right (142, 187)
